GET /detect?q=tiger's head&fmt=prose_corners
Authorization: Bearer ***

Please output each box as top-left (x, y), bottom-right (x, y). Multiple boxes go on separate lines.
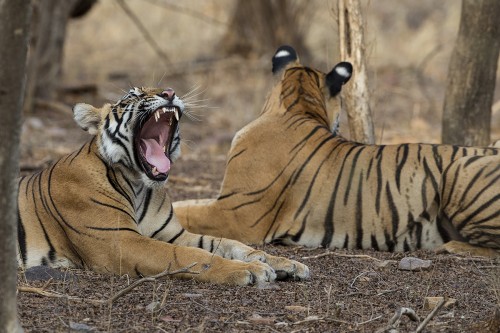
top-left (267, 45), bottom-right (353, 129)
top-left (73, 87), bottom-right (183, 185)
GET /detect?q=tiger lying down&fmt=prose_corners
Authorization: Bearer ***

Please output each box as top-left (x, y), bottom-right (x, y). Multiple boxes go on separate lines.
top-left (17, 87), bottom-right (309, 285)
top-left (174, 45), bottom-right (500, 258)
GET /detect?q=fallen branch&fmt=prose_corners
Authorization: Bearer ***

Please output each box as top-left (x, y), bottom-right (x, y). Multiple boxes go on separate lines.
top-left (35, 98), bottom-right (72, 115)
top-left (17, 286), bottom-right (105, 305)
top-left (446, 255), bottom-right (492, 262)
top-left (356, 314), bottom-right (384, 326)
top-left (375, 307), bottom-right (419, 333)
top-left (107, 262), bottom-right (198, 304)
top-left (293, 315), bottom-right (382, 327)
top-left (115, 0), bottom-right (173, 68)
top-left (415, 298), bottom-right (446, 333)
top-left (19, 263), bottom-right (198, 306)
top-left (302, 250), bottom-right (383, 262)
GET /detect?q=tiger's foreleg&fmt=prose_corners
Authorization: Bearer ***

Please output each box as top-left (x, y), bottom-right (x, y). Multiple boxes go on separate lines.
top-left (149, 214), bottom-right (310, 280)
top-left (173, 199), bottom-right (265, 242)
top-left (436, 155), bottom-right (500, 258)
top-left (74, 229), bottom-right (279, 286)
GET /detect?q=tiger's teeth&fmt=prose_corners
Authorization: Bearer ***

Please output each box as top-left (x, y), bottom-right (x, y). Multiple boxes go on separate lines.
top-left (155, 110), bottom-right (161, 122)
top-left (162, 107), bottom-right (167, 113)
top-left (174, 109), bottom-right (179, 121)
top-left (163, 145), bottom-right (166, 152)
top-left (152, 166), bottom-right (158, 174)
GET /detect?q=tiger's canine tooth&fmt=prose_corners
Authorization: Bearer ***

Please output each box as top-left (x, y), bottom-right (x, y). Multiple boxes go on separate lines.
top-left (152, 166), bottom-right (158, 174)
top-left (162, 107), bottom-right (167, 113)
top-left (174, 109), bottom-right (179, 121)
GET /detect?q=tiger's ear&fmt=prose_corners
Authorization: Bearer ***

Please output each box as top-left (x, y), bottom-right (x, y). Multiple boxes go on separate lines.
top-left (325, 62), bottom-right (353, 97)
top-left (272, 45), bottom-right (299, 74)
top-left (73, 103), bottom-right (103, 135)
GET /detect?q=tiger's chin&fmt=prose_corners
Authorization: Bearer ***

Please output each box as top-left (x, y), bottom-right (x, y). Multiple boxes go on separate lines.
top-left (140, 173), bottom-right (169, 188)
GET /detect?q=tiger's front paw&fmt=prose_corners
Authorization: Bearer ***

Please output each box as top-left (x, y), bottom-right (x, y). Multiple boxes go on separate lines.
top-left (203, 257), bottom-right (277, 286)
top-left (246, 251), bottom-right (310, 281)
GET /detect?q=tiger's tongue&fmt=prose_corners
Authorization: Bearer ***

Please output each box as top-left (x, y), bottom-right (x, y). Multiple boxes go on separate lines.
top-left (141, 139), bottom-right (171, 173)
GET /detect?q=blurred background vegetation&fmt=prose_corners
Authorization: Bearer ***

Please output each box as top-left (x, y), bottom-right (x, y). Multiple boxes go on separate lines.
top-left (21, 0), bottom-right (500, 168)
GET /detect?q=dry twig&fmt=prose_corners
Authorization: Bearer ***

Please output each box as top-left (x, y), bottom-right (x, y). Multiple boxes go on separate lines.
top-left (19, 263), bottom-right (198, 306)
top-left (375, 307), bottom-right (419, 333)
top-left (107, 262), bottom-right (198, 304)
top-left (115, 0), bottom-right (173, 68)
top-left (17, 286), bottom-right (105, 305)
top-left (415, 298), bottom-right (446, 333)
top-left (302, 250), bottom-right (383, 261)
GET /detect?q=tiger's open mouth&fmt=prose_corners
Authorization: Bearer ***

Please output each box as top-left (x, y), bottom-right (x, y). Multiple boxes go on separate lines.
top-left (135, 107), bottom-right (180, 181)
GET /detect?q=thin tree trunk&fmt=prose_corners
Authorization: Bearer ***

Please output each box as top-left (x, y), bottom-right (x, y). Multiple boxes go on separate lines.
top-left (0, 1), bottom-right (32, 332)
top-left (338, 0), bottom-right (375, 144)
top-left (24, 0), bottom-right (79, 113)
top-left (442, 0), bottom-right (500, 146)
top-left (219, 0), bottom-right (311, 61)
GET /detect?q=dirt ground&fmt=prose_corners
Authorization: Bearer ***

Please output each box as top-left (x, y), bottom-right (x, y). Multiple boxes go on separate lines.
top-left (17, 110), bottom-right (500, 333)
top-left (16, 1), bottom-right (500, 332)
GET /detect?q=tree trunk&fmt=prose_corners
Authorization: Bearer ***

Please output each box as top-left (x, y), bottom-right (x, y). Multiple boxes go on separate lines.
top-left (442, 0), bottom-right (500, 146)
top-left (0, 1), bottom-right (32, 332)
top-left (338, 0), bottom-right (375, 144)
top-left (24, 0), bottom-right (83, 113)
top-left (219, 0), bottom-right (311, 61)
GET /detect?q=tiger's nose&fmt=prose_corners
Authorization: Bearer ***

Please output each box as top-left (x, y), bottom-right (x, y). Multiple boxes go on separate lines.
top-left (161, 88), bottom-right (175, 101)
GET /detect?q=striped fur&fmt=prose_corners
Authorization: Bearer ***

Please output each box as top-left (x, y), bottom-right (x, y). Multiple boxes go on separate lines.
top-left (174, 46), bottom-right (500, 257)
top-left (17, 87), bottom-right (309, 285)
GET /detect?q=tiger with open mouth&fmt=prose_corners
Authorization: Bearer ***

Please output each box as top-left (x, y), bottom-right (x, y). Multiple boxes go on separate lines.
top-left (17, 86), bottom-right (309, 285)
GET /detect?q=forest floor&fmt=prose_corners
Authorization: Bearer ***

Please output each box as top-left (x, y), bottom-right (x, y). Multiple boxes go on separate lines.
top-left (16, 1), bottom-right (500, 329)
top-left (17, 100), bottom-right (500, 333)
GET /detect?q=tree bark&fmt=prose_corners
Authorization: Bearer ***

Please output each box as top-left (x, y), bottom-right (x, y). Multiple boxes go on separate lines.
top-left (0, 1), bottom-right (32, 332)
top-left (23, 0), bottom-right (84, 113)
top-left (219, 0), bottom-right (311, 61)
top-left (442, 0), bottom-right (500, 146)
top-left (338, 0), bottom-right (375, 144)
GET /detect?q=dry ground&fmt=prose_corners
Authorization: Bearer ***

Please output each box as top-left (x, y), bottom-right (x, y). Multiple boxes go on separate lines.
top-left (17, 110), bottom-right (500, 332)
top-left (17, 1), bottom-right (500, 332)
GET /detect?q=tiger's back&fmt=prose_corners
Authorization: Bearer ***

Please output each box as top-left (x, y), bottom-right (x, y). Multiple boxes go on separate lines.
top-left (175, 45), bottom-right (500, 257)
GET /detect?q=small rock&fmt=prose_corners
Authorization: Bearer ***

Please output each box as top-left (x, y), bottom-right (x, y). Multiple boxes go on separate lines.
top-left (24, 266), bottom-right (71, 282)
top-left (424, 297), bottom-right (457, 310)
top-left (374, 260), bottom-right (394, 270)
top-left (398, 257), bottom-right (432, 271)
top-left (256, 282), bottom-right (281, 290)
top-left (275, 321), bottom-right (288, 328)
top-left (248, 313), bottom-right (276, 325)
top-left (145, 301), bottom-right (161, 313)
top-left (69, 321), bottom-right (95, 332)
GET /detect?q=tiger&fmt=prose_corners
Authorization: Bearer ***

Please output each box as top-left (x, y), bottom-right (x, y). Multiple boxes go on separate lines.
top-left (174, 45), bottom-right (500, 257)
top-left (17, 86), bottom-right (310, 285)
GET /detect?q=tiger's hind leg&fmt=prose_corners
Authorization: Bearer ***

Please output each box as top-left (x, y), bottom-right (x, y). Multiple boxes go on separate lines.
top-left (436, 155), bottom-right (500, 258)
top-left (437, 240), bottom-right (499, 257)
